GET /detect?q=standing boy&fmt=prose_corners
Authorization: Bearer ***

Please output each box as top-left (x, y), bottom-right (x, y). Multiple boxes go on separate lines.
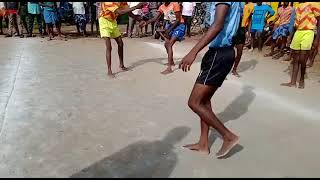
top-left (5, 2), bottom-right (24, 38)
top-left (99, 2), bottom-right (144, 78)
top-left (70, 2), bottom-right (87, 37)
top-left (179, 2), bottom-right (241, 157)
top-left (281, 2), bottom-right (320, 89)
top-left (249, 2), bottom-right (274, 52)
top-left (181, 2), bottom-right (196, 37)
top-left (27, 1), bottom-right (43, 37)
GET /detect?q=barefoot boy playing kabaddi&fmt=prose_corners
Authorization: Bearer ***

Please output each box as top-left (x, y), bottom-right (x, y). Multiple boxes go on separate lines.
top-left (140, 2), bottom-right (186, 75)
top-left (179, 2), bottom-right (241, 157)
top-left (99, 2), bottom-right (144, 78)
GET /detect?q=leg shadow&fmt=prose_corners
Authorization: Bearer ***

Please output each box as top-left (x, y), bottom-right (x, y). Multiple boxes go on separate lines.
top-left (208, 86), bottom-right (256, 158)
top-left (70, 126), bottom-right (190, 178)
top-left (237, 59), bottom-right (258, 73)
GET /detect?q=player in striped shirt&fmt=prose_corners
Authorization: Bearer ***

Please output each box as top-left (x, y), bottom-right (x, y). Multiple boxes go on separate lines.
top-left (281, 2), bottom-right (320, 89)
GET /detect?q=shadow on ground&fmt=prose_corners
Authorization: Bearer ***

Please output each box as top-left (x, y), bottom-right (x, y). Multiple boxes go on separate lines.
top-left (208, 85), bottom-right (256, 158)
top-left (237, 59), bottom-right (258, 73)
top-left (125, 55), bottom-right (203, 72)
top-left (70, 126), bottom-right (190, 178)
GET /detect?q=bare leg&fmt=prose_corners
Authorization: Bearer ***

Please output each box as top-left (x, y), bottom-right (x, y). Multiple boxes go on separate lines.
top-left (162, 36), bottom-right (178, 75)
top-left (104, 37), bottom-right (115, 78)
top-left (257, 32), bottom-right (263, 52)
top-left (186, 84), bottom-right (239, 157)
top-left (281, 51), bottom-right (299, 87)
top-left (232, 44), bottom-right (244, 77)
top-left (265, 39), bottom-right (276, 57)
top-left (307, 47), bottom-right (318, 68)
top-left (114, 36), bottom-right (128, 71)
top-left (298, 50), bottom-right (309, 89)
top-left (184, 86), bottom-right (217, 155)
top-left (249, 32), bottom-right (255, 52)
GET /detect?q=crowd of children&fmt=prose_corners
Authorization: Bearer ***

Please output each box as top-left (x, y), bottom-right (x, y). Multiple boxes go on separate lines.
top-left (1, 2), bottom-right (319, 87)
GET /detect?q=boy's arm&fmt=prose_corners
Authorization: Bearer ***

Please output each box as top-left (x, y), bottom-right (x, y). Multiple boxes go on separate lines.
top-left (127, 11), bottom-right (142, 21)
top-left (114, 3), bottom-right (144, 16)
top-left (179, 3), bottom-right (230, 72)
top-left (313, 16), bottom-right (320, 49)
top-left (141, 11), bottom-right (162, 26)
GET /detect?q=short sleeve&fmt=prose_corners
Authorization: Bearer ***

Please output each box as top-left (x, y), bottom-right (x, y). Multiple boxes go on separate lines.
top-left (173, 2), bottom-right (181, 12)
top-left (311, 3), bottom-right (320, 17)
top-left (102, 2), bottom-right (120, 13)
top-left (268, 5), bottom-right (275, 16)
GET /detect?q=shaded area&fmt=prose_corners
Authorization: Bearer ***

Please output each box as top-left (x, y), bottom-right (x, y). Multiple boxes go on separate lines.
top-left (208, 85), bottom-right (256, 158)
top-left (126, 55), bottom-right (203, 71)
top-left (237, 59), bottom-right (258, 73)
top-left (70, 127), bottom-right (190, 178)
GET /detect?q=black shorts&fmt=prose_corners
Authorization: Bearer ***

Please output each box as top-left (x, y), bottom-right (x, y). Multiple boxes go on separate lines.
top-left (196, 47), bottom-right (235, 87)
top-left (233, 27), bottom-right (246, 45)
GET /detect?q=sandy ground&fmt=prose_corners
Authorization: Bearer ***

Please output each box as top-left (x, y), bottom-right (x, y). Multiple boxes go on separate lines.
top-left (0, 31), bottom-right (320, 177)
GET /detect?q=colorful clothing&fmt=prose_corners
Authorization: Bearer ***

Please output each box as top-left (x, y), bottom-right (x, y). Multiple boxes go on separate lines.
top-left (75, 14), bottom-right (87, 32)
top-left (158, 2), bottom-right (184, 24)
top-left (272, 24), bottom-right (290, 40)
top-left (99, 17), bottom-right (121, 38)
top-left (208, 2), bottom-right (242, 48)
top-left (277, 6), bottom-right (293, 26)
top-left (99, 2), bottom-right (128, 21)
top-left (295, 2), bottom-right (320, 30)
top-left (241, 2), bottom-right (254, 28)
top-left (288, 7), bottom-right (296, 33)
top-left (251, 4), bottom-right (275, 31)
top-left (290, 30), bottom-right (314, 50)
top-left (165, 23), bottom-right (186, 41)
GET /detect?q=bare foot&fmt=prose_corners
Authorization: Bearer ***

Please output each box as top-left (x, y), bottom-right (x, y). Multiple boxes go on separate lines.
top-left (183, 143), bottom-right (210, 155)
top-left (248, 48), bottom-right (253, 52)
top-left (216, 135), bottom-right (239, 158)
top-left (298, 81), bottom-right (305, 89)
top-left (120, 66), bottom-right (129, 71)
top-left (107, 72), bottom-right (116, 79)
top-left (264, 52), bottom-right (273, 57)
top-left (231, 70), bottom-right (241, 77)
top-left (161, 68), bottom-right (174, 75)
top-left (306, 63), bottom-right (313, 68)
top-left (281, 82), bottom-right (297, 88)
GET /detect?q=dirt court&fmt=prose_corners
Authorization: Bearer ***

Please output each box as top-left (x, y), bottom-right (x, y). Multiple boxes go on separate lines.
top-left (0, 30), bottom-right (320, 177)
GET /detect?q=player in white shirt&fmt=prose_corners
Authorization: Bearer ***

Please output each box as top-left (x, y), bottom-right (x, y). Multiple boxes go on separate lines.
top-left (128, 2), bottom-right (142, 38)
top-left (70, 2), bottom-right (87, 36)
top-left (182, 2), bottom-right (196, 37)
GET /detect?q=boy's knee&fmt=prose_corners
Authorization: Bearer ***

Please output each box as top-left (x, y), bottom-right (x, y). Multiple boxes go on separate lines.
top-left (188, 98), bottom-right (200, 112)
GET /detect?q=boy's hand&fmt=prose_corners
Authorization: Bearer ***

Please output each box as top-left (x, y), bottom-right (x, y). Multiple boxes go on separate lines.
top-left (312, 39), bottom-right (319, 51)
top-left (139, 21), bottom-right (146, 28)
top-left (179, 52), bottom-right (197, 72)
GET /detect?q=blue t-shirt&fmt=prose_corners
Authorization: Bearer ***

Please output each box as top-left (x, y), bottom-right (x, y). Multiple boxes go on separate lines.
top-left (288, 8), bottom-right (296, 33)
top-left (207, 2), bottom-right (242, 48)
top-left (28, 2), bottom-right (41, 14)
top-left (251, 4), bottom-right (275, 31)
